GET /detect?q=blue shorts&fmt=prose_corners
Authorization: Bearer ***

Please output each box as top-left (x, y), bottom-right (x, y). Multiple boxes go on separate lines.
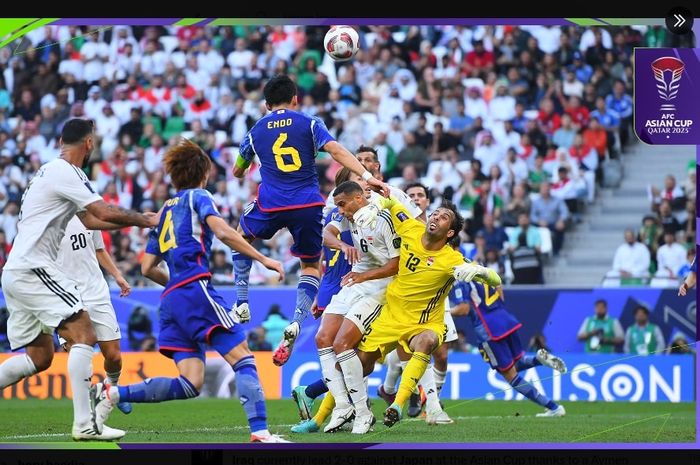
top-left (479, 333), bottom-right (524, 372)
top-left (158, 280), bottom-right (244, 359)
top-left (317, 277), bottom-right (342, 310)
top-left (240, 201), bottom-right (323, 261)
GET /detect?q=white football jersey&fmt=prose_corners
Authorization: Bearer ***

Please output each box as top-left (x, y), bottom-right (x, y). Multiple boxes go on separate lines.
top-left (56, 216), bottom-right (111, 305)
top-left (4, 158), bottom-right (102, 271)
top-left (329, 210), bottom-right (400, 296)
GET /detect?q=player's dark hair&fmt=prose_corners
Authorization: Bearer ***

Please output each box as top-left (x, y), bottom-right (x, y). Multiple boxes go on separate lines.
top-left (333, 181), bottom-right (364, 197)
top-left (594, 299), bottom-right (607, 307)
top-left (405, 182), bottom-right (429, 198)
top-left (263, 75), bottom-right (297, 107)
top-left (439, 200), bottom-right (464, 238)
top-left (356, 145), bottom-right (378, 162)
top-left (61, 118), bottom-right (94, 144)
top-left (334, 167), bottom-right (353, 186)
top-left (163, 138), bottom-right (211, 190)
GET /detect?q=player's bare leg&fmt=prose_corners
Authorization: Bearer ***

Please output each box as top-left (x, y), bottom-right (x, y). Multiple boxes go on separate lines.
top-left (500, 365), bottom-right (565, 417)
top-left (432, 343), bottom-right (449, 397)
top-left (333, 319), bottom-right (375, 434)
top-left (0, 333), bottom-right (52, 388)
top-left (273, 260), bottom-right (321, 366)
top-left (98, 340), bottom-right (132, 414)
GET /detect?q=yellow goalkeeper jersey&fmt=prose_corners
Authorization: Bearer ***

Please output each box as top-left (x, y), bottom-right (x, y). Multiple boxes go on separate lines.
top-left (383, 202), bottom-right (466, 326)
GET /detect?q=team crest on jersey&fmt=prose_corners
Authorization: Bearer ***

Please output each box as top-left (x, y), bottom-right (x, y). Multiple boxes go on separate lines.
top-left (396, 212), bottom-right (409, 222)
top-left (366, 236), bottom-right (373, 244)
top-left (393, 237), bottom-right (401, 249)
top-left (426, 257), bottom-right (434, 266)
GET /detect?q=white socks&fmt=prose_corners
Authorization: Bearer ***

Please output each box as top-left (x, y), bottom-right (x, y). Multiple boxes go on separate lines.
top-left (382, 350), bottom-right (402, 395)
top-left (337, 349), bottom-right (370, 416)
top-left (106, 369), bottom-right (121, 386)
top-left (420, 363), bottom-right (441, 413)
top-left (0, 354), bottom-right (37, 388)
top-left (318, 347), bottom-right (350, 409)
top-left (68, 344), bottom-right (94, 427)
top-left (433, 367), bottom-right (447, 396)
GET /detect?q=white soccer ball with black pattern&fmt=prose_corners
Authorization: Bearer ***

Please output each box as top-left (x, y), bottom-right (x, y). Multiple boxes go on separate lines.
top-left (324, 26), bottom-right (359, 62)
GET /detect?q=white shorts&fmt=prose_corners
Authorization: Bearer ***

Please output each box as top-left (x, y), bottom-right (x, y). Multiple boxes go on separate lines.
top-left (444, 310), bottom-right (458, 343)
top-left (58, 301), bottom-right (120, 344)
top-left (325, 285), bottom-right (384, 334)
top-left (2, 268), bottom-right (85, 350)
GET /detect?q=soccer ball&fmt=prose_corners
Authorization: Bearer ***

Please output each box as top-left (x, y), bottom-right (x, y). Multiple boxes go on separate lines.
top-left (324, 26), bottom-right (359, 62)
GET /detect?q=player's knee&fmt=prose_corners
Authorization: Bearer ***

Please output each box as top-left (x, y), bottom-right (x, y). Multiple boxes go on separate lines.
top-left (184, 374), bottom-right (204, 392)
top-left (412, 333), bottom-right (438, 354)
top-left (315, 331), bottom-right (333, 348)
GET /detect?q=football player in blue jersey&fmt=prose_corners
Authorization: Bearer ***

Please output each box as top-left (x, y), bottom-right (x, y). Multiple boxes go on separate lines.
top-left (448, 237), bottom-right (567, 417)
top-left (91, 139), bottom-right (289, 442)
top-left (231, 75), bottom-right (389, 366)
top-left (678, 257), bottom-right (696, 296)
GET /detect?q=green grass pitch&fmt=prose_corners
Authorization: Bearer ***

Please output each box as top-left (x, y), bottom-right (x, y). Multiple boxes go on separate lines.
top-left (0, 398), bottom-right (694, 444)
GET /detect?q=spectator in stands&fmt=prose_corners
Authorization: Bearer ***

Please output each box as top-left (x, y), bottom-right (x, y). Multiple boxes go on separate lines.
top-left (247, 326), bottom-right (273, 351)
top-left (577, 299), bottom-right (624, 353)
top-left (651, 232), bottom-right (688, 286)
top-left (210, 249), bottom-right (233, 285)
top-left (666, 332), bottom-right (694, 355)
top-left (127, 305), bottom-right (153, 351)
top-left (261, 304), bottom-right (290, 349)
top-left (530, 181), bottom-right (569, 255)
top-left (477, 213), bottom-right (509, 253)
top-left (624, 304), bottom-right (665, 356)
top-left (656, 199), bottom-right (682, 237)
top-left (603, 228), bottom-right (651, 286)
top-left (650, 174), bottom-right (686, 212)
top-left (502, 182), bottom-right (531, 227)
top-left (508, 212), bottom-right (542, 252)
top-left (509, 232), bottom-right (544, 284)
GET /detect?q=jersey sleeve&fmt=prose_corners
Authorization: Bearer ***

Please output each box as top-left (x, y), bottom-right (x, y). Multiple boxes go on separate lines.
top-left (448, 281), bottom-right (468, 307)
top-left (388, 201), bottom-right (424, 237)
top-left (92, 230), bottom-right (105, 251)
top-left (310, 116), bottom-right (335, 152)
top-left (192, 189), bottom-right (221, 221)
top-left (56, 165), bottom-right (103, 209)
top-left (388, 186), bottom-right (423, 219)
top-left (377, 213), bottom-right (401, 259)
top-left (328, 210), bottom-right (350, 233)
top-left (238, 131), bottom-right (256, 164)
top-left (145, 229), bottom-right (162, 256)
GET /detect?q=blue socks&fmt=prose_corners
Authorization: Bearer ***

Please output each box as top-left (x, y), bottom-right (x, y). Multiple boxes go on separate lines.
top-left (515, 355), bottom-right (541, 372)
top-left (117, 376), bottom-right (199, 403)
top-left (293, 275), bottom-right (320, 326)
top-left (233, 253), bottom-right (252, 306)
top-left (305, 378), bottom-right (329, 399)
top-left (509, 374), bottom-right (558, 410)
top-left (232, 356), bottom-right (268, 433)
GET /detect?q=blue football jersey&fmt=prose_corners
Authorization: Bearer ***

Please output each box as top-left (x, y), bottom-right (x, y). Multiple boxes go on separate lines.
top-left (322, 209), bottom-right (352, 282)
top-left (146, 188), bottom-right (221, 296)
top-left (449, 280), bottom-right (488, 344)
top-left (239, 109), bottom-right (335, 211)
top-left (467, 281), bottom-right (521, 340)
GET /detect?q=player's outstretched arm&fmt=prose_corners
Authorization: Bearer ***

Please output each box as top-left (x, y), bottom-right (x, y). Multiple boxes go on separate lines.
top-left (141, 253), bottom-right (169, 287)
top-left (85, 200), bottom-right (159, 228)
top-left (679, 271), bottom-right (696, 296)
top-left (96, 248), bottom-right (131, 297)
top-left (323, 223), bottom-right (360, 265)
top-left (324, 141), bottom-right (389, 196)
top-left (453, 263), bottom-right (502, 287)
top-left (206, 215), bottom-right (285, 282)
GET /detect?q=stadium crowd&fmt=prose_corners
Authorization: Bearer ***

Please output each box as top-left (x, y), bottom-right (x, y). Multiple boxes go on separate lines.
top-left (0, 24), bottom-right (693, 287)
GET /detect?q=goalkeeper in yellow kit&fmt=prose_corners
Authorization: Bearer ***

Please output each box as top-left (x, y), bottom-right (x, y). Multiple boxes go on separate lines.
top-left (350, 195), bottom-right (502, 427)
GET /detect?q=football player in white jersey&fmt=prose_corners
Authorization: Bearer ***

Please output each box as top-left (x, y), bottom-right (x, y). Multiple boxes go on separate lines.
top-left (56, 215), bottom-right (133, 415)
top-left (0, 119), bottom-right (158, 440)
top-left (318, 175), bottom-right (422, 434)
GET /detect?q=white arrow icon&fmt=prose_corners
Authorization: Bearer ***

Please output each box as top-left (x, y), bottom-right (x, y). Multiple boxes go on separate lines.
top-left (674, 13), bottom-right (686, 28)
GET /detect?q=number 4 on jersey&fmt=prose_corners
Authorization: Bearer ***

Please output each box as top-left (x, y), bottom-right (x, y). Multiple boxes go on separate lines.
top-left (159, 210), bottom-right (177, 253)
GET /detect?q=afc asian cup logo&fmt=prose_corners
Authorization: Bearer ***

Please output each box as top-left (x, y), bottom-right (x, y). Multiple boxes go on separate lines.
top-left (651, 57), bottom-right (684, 112)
